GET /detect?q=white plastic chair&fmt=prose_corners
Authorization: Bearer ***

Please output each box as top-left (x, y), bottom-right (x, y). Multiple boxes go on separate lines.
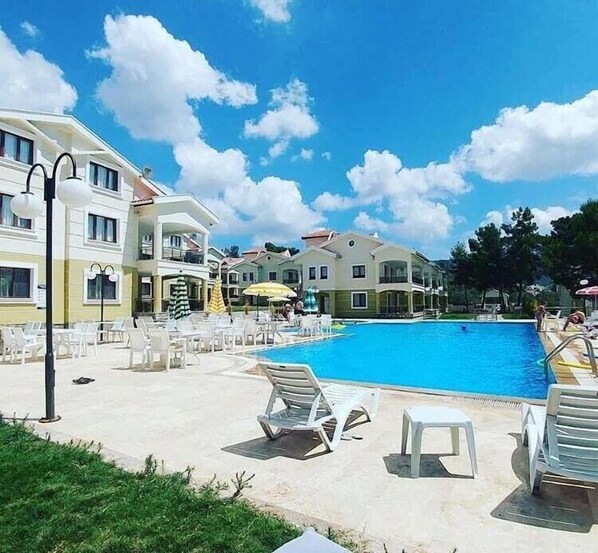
top-left (148, 330), bottom-right (186, 371)
top-left (227, 318), bottom-right (246, 349)
top-left (127, 329), bottom-right (150, 369)
top-left (105, 317), bottom-right (124, 342)
top-left (12, 328), bottom-right (44, 365)
top-left (164, 319), bottom-right (177, 332)
top-left (258, 362), bottom-right (380, 452)
top-left (273, 527), bottom-right (350, 552)
top-left (300, 316), bottom-right (315, 337)
top-left (320, 314), bottom-right (333, 335)
top-left (1, 328), bottom-right (16, 362)
top-left (83, 322), bottom-right (99, 356)
top-left (522, 384), bottom-right (598, 494)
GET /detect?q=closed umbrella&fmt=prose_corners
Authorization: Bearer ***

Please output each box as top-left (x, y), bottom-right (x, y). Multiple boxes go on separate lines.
top-left (171, 273), bottom-right (191, 320)
top-left (207, 277), bottom-right (226, 314)
top-left (303, 286), bottom-right (319, 314)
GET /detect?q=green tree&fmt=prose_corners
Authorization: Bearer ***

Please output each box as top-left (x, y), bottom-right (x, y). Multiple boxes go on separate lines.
top-left (223, 245), bottom-right (240, 258)
top-left (468, 223), bottom-right (506, 308)
top-left (543, 199), bottom-right (598, 293)
top-left (264, 242), bottom-right (300, 256)
top-left (449, 242), bottom-right (474, 311)
top-left (502, 207), bottom-right (542, 306)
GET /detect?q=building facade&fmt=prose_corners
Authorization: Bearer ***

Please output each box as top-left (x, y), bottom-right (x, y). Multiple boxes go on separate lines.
top-left (0, 108), bottom-right (218, 325)
top-left (292, 230), bottom-right (448, 318)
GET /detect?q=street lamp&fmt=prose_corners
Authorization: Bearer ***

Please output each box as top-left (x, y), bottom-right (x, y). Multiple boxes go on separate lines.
top-left (10, 153), bottom-right (92, 423)
top-left (86, 263), bottom-right (118, 340)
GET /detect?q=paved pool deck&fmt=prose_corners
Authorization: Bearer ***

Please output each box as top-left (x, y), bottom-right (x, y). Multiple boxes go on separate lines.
top-left (1, 343), bottom-right (597, 553)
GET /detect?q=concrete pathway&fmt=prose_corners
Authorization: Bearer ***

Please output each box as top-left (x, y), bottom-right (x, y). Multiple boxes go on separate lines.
top-left (1, 343), bottom-right (596, 552)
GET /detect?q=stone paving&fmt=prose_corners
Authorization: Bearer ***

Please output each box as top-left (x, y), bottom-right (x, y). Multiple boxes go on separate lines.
top-left (1, 342), bottom-right (597, 553)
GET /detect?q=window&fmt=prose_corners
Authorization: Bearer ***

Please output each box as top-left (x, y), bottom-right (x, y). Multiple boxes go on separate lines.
top-left (352, 264), bottom-right (366, 278)
top-left (170, 235), bottom-right (182, 248)
top-left (88, 214), bottom-right (117, 243)
top-left (141, 282), bottom-right (152, 297)
top-left (0, 267), bottom-right (31, 298)
top-left (249, 272), bottom-right (255, 282)
top-left (0, 130), bottom-right (33, 165)
top-left (348, 239), bottom-right (355, 248)
top-left (0, 193), bottom-right (31, 229)
top-left (242, 272), bottom-right (248, 282)
top-left (90, 162), bottom-right (118, 191)
top-left (308, 266), bottom-right (316, 280)
top-left (268, 271), bottom-right (277, 281)
top-left (87, 275), bottom-right (117, 300)
top-left (320, 266), bottom-right (328, 280)
top-left (351, 292), bottom-right (367, 309)
top-left (142, 234), bottom-right (152, 243)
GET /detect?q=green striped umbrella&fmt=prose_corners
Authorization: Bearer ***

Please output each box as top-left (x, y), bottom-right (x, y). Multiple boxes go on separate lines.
top-left (170, 273), bottom-right (191, 320)
top-left (303, 286), bottom-right (319, 313)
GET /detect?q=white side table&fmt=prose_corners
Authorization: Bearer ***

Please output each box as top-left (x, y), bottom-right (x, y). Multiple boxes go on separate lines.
top-left (401, 406), bottom-right (478, 478)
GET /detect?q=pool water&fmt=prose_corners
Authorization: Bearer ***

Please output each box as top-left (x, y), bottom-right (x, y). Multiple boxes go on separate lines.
top-left (261, 322), bottom-right (553, 399)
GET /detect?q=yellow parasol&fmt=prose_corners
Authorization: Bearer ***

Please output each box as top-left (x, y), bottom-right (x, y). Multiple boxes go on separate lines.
top-left (242, 282), bottom-right (297, 299)
top-left (242, 282), bottom-right (297, 317)
top-left (207, 277), bottom-right (226, 314)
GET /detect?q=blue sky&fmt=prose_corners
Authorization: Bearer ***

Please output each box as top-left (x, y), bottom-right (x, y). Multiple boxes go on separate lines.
top-left (1, 1), bottom-right (597, 258)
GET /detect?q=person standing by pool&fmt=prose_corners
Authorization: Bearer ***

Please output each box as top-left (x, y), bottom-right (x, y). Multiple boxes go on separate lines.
top-left (535, 302), bottom-right (547, 332)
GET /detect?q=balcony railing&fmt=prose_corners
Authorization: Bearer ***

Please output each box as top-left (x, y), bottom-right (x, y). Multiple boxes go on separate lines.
top-left (138, 245), bottom-right (204, 265)
top-left (412, 275), bottom-right (424, 285)
top-left (379, 275), bottom-right (408, 284)
top-left (283, 277), bottom-right (300, 285)
top-left (228, 277), bottom-right (239, 284)
top-left (413, 304), bottom-right (425, 312)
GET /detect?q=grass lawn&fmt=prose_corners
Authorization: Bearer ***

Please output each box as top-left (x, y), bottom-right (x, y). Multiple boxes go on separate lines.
top-left (0, 419), bottom-right (307, 553)
top-left (438, 313), bottom-right (477, 320)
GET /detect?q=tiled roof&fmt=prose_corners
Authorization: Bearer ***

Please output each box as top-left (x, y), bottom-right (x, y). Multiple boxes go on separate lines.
top-left (301, 229), bottom-right (336, 239)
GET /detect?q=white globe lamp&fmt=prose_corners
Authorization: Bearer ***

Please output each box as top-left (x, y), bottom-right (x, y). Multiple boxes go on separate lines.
top-left (56, 176), bottom-right (93, 208)
top-left (10, 191), bottom-right (44, 219)
top-left (86, 270), bottom-right (98, 280)
top-left (108, 273), bottom-right (118, 283)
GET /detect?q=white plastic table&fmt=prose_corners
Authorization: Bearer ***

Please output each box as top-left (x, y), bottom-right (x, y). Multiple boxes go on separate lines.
top-left (401, 406), bottom-right (478, 478)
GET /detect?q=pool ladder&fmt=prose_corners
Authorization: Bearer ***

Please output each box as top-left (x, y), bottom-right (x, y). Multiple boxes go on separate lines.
top-left (544, 333), bottom-right (597, 376)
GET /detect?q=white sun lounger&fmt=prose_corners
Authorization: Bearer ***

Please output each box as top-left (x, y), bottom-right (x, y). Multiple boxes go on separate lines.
top-left (521, 384), bottom-right (598, 494)
top-left (258, 362), bottom-right (380, 452)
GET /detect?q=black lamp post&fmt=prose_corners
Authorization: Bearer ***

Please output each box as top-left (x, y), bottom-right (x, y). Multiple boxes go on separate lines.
top-left (87, 263), bottom-right (117, 341)
top-left (10, 153), bottom-right (92, 423)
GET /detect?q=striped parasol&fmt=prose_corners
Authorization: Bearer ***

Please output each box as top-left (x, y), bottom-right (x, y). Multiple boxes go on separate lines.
top-left (207, 276), bottom-right (226, 314)
top-left (170, 273), bottom-right (191, 320)
top-left (303, 286), bottom-right (319, 313)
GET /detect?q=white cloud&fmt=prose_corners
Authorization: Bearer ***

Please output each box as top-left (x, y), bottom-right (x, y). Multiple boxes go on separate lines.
top-left (174, 138), bottom-right (249, 196)
top-left (482, 210), bottom-right (504, 227)
top-left (0, 29), bottom-right (76, 113)
top-left (322, 151), bottom-right (332, 161)
top-left (244, 78), bottom-right (318, 161)
top-left (480, 205), bottom-right (575, 235)
top-left (249, 0), bottom-right (292, 23)
top-left (315, 149), bottom-right (468, 240)
top-left (20, 21), bottom-right (39, 38)
top-left (291, 148), bottom-right (314, 162)
top-left (173, 139), bottom-right (323, 243)
top-left (354, 200), bottom-right (455, 241)
top-left (268, 139), bottom-right (289, 159)
top-left (530, 206), bottom-right (574, 234)
top-left (455, 90), bottom-right (598, 182)
top-left (89, 14), bottom-right (257, 143)
top-left (90, 14), bottom-right (320, 245)
top-left (312, 192), bottom-right (357, 211)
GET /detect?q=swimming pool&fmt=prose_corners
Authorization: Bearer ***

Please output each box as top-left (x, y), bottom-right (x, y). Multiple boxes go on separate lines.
top-left (260, 322), bottom-right (553, 399)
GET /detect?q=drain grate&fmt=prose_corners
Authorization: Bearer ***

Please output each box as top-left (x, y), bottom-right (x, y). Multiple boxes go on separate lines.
top-left (449, 395), bottom-right (520, 408)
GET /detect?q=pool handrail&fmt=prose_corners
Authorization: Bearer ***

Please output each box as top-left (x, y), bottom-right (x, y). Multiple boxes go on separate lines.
top-left (544, 333), bottom-right (597, 375)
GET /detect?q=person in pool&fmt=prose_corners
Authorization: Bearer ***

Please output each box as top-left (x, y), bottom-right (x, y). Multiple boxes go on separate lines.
top-left (563, 309), bottom-right (586, 331)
